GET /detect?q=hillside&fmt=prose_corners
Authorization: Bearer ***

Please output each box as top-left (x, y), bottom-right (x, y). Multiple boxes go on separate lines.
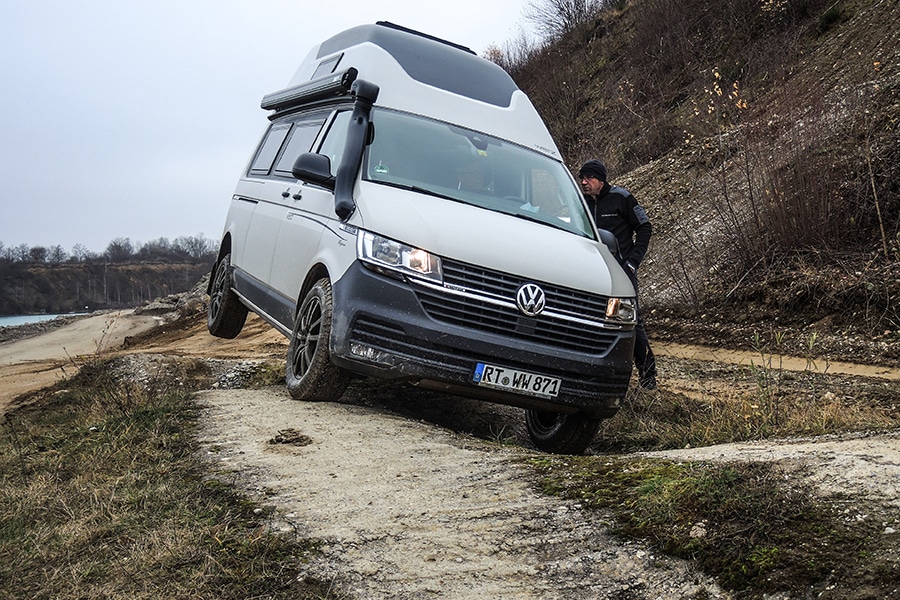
top-left (0, 260), bottom-right (212, 316)
top-left (511, 0), bottom-right (899, 357)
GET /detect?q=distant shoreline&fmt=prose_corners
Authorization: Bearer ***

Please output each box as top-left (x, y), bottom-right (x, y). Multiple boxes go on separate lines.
top-left (0, 313), bottom-right (90, 328)
top-left (0, 313), bottom-right (94, 345)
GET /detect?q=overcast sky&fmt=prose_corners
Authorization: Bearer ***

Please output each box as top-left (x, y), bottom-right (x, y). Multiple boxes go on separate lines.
top-left (1, 1), bottom-right (532, 255)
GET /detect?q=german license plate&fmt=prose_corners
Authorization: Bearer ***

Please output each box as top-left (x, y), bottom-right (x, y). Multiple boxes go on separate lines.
top-left (472, 362), bottom-right (561, 398)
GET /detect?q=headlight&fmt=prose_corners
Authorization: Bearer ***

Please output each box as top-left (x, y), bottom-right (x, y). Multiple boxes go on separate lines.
top-left (606, 297), bottom-right (637, 324)
top-left (357, 230), bottom-right (442, 282)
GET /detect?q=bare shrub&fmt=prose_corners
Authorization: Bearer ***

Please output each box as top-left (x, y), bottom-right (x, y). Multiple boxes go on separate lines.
top-left (708, 74), bottom-right (896, 276)
top-left (524, 0), bottom-right (611, 40)
top-left (484, 28), bottom-right (542, 74)
top-left (514, 0), bottom-right (848, 171)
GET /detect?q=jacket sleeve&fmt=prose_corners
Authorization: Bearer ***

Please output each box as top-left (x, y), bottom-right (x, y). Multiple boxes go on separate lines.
top-left (626, 198), bottom-right (652, 268)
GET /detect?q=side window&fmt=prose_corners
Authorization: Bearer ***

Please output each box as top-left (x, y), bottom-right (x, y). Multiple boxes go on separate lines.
top-left (316, 111), bottom-right (352, 176)
top-left (274, 118), bottom-right (326, 176)
top-left (248, 123), bottom-right (291, 176)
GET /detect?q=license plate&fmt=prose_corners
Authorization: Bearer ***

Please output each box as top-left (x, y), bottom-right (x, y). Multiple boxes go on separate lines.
top-left (472, 363), bottom-right (561, 398)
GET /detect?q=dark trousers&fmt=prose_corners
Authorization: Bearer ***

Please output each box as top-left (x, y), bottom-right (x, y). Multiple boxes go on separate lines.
top-left (627, 271), bottom-right (657, 381)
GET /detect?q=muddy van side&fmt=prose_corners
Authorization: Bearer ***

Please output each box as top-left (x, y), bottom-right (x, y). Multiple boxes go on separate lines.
top-left (207, 22), bottom-right (637, 454)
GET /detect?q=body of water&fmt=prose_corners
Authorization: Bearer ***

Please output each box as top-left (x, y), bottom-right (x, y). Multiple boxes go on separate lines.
top-left (0, 313), bottom-right (88, 328)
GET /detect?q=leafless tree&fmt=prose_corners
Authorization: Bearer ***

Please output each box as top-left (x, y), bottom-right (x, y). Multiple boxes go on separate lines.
top-left (70, 243), bottom-right (90, 262)
top-left (12, 244), bottom-right (30, 262)
top-left (48, 245), bottom-right (67, 263)
top-left (524, 0), bottom-right (606, 40)
top-left (174, 234), bottom-right (214, 261)
top-left (105, 238), bottom-right (134, 263)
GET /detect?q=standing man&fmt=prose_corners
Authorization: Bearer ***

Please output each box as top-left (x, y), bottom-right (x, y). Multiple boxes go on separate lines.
top-left (578, 159), bottom-right (658, 390)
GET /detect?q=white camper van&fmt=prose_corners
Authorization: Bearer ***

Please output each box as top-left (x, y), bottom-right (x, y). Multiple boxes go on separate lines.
top-left (208, 22), bottom-right (637, 454)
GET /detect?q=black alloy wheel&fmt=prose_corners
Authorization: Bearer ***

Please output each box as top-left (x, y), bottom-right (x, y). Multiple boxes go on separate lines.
top-left (285, 278), bottom-right (350, 401)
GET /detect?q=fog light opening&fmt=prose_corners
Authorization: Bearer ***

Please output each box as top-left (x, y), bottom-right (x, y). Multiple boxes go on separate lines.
top-left (349, 342), bottom-right (391, 364)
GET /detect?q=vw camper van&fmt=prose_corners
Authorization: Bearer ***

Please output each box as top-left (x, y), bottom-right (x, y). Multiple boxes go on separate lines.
top-left (207, 22), bottom-right (637, 454)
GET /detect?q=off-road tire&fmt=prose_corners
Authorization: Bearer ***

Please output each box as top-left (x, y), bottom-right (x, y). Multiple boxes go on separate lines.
top-left (525, 409), bottom-right (601, 455)
top-left (207, 253), bottom-right (248, 339)
top-left (285, 278), bottom-right (351, 401)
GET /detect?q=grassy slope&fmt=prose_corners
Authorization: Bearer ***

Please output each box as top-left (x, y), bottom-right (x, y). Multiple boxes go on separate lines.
top-left (514, 0), bottom-right (900, 339)
top-left (0, 360), bottom-right (342, 600)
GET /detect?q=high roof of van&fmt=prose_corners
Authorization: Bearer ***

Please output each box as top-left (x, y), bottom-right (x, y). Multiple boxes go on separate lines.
top-left (272, 22), bottom-right (561, 159)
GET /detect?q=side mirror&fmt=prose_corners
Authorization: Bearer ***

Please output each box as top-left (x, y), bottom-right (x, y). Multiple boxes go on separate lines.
top-left (292, 153), bottom-right (335, 190)
top-left (598, 228), bottom-right (620, 259)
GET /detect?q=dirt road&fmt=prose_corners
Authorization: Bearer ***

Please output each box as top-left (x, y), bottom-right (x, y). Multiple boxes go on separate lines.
top-left (198, 387), bottom-right (726, 598)
top-left (3, 309), bottom-right (899, 598)
top-left (0, 311), bottom-right (160, 409)
top-left (195, 368), bottom-right (899, 598)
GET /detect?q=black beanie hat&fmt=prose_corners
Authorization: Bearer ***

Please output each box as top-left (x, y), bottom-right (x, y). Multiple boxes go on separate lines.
top-left (578, 159), bottom-right (607, 182)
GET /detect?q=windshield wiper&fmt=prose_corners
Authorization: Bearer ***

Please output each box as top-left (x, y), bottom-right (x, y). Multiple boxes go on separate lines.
top-left (370, 179), bottom-right (461, 203)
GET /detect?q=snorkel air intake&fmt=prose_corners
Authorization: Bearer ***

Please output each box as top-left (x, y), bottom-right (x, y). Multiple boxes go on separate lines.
top-left (334, 79), bottom-right (379, 220)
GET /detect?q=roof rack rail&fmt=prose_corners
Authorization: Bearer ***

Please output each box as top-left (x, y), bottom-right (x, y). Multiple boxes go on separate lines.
top-left (260, 67), bottom-right (358, 111)
top-left (374, 21), bottom-right (475, 55)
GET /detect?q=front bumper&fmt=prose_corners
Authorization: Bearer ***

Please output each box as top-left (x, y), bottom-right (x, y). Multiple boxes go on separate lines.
top-left (330, 261), bottom-right (635, 418)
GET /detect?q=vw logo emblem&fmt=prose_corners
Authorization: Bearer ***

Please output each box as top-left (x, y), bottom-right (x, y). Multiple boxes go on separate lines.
top-left (516, 283), bottom-right (546, 317)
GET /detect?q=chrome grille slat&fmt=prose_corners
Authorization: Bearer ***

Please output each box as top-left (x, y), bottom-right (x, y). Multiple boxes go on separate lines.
top-left (415, 258), bottom-right (618, 354)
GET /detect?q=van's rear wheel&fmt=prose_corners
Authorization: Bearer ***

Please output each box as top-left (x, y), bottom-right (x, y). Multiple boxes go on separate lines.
top-left (207, 253), bottom-right (248, 339)
top-left (525, 409), bottom-right (601, 455)
top-left (286, 278), bottom-right (350, 401)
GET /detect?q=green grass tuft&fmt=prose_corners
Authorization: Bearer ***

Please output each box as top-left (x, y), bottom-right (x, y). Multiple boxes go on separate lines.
top-left (527, 455), bottom-right (897, 597)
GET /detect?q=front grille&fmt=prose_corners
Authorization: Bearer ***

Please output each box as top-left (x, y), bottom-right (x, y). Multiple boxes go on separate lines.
top-left (413, 258), bottom-right (621, 354)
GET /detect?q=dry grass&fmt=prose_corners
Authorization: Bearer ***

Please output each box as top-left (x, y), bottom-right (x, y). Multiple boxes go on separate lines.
top-left (527, 346), bottom-right (900, 599)
top-left (528, 455), bottom-right (897, 599)
top-left (595, 355), bottom-right (899, 452)
top-left (0, 360), bottom-right (344, 600)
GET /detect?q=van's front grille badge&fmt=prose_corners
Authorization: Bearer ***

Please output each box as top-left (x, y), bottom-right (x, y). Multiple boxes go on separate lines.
top-left (412, 258), bottom-right (620, 354)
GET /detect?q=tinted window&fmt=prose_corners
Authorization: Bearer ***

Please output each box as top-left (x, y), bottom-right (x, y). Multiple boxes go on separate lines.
top-left (316, 111), bottom-right (352, 177)
top-left (249, 123), bottom-right (291, 176)
top-left (274, 118), bottom-right (326, 176)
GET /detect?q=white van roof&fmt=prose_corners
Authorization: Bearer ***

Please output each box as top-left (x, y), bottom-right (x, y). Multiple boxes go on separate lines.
top-left (267, 22), bottom-right (561, 159)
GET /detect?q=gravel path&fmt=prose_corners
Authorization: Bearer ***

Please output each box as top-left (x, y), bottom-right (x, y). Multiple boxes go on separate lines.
top-left (198, 387), bottom-right (731, 599)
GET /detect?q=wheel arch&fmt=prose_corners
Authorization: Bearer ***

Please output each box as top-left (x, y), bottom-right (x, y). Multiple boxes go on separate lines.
top-left (215, 234), bottom-right (233, 261)
top-left (295, 263), bottom-right (331, 317)
top-left (207, 234), bottom-right (234, 295)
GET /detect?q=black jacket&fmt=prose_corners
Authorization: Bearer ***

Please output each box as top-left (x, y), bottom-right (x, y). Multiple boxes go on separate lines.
top-left (584, 183), bottom-right (652, 272)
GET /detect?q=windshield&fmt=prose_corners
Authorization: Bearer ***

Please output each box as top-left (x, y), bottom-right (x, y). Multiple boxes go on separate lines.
top-left (362, 109), bottom-right (595, 238)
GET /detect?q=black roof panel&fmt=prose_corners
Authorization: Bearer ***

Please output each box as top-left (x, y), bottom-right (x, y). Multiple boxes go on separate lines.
top-left (316, 22), bottom-right (519, 108)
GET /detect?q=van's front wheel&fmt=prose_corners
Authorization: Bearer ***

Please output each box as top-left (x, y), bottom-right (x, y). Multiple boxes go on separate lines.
top-left (286, 278), bottom-right (350, 401)
top-left (525, 409), bottom-right (601, 455)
